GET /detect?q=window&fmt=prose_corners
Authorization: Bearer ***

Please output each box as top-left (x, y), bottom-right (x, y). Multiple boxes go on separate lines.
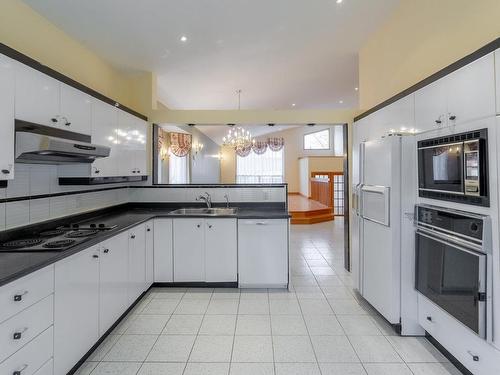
top-left (237, 148), bottom-right (284, 184)
top-left (304, 129), bottom-right (330, 150)
top-left (168, 154), bottom-right (190, 184)
top-left (333, 173), bottom-right (344, 215)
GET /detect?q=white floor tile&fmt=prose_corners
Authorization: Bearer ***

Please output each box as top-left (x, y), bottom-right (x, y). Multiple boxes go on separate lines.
top-left (270, 299), bottom-right (302, 315)
top-left (349, 336), bottom-right (402, 363)
top-left (126, 315), bottom-right (169, 334)
top-left (232, 335), bottom-right (274, 362)
top-left (386, 336), bottom-right (448, 363)
top-left (303, 315), bottom-right (344, 335)
top-left (206, 299), bottom-right (239, 314)
top-left (337, 315), bottom-right (382, 336)
top-left (271, 315), bottom-right (308, 335)
top-left (189, 335), bottom-right (234, 362)
top-left (137, 362), bottom-right (185, 375)
top-left (238, 299), bottom-right (270, 315)
top-left (184, 362), bottom-right (230, 375)
top-left (319, 363), bottom-right (367, 375)
top-left (199, 315), bottom-right (237, 335)
top-left (229, 363), bottom-right (274, 375)
top-left (91, 362), bottom-right (142, 375)
top-left (104, 334), bottom-right (158, 362)
top-left (174, 299), bottom-right (210, 314)
top-left (146, 335), bottom-right (195, 362)
top-left (310, 335), bottom-right (359, 363)
top-left (236, 315), bottom-right (271, 335)
top-left (275, 363), bottom-right (321, 375)
top-left (142, 299), bottom-right (179, 314)
top-left (363, 363), bottom-right (412, 375)
top-left (407, 363), bottom-right (462, 375)
top-left (163, 315), bottom-right (203, 335)
top-left (273, 335), bottom-right (316, 363)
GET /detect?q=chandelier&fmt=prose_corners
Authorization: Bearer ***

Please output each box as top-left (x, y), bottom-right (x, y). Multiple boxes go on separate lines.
top-left (222, 126), bottom-right (255, 151)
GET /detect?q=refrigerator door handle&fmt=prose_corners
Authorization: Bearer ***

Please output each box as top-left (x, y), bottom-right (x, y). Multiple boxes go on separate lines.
top-left (360, 185), bottom-right (390, 226)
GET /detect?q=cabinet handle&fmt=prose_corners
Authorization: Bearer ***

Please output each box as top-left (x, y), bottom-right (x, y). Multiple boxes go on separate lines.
top-left (130, 234), bottom-right (136, 239)
top-left (51, 117), bottom-right (58, 123)
top-left (435, 119), bottom-right (442, 125)
top-left (13, 291), bottom-right (28, 302)
top-left (196, 224), bottom-right (201, 228)
top-left (256, 222), bottom-right (268, 225)
top-left (13, 328), bottom-right (28, 340)
top-left (208, 224), bottom-right (212, 229)
top-left (92, 254), bottom-right (99, 259)
top-left (426, 316), bottom-right (432, 322)
top-left (65, 121), bottom-right (71, 126)
top-left (467, 351), bottom-right (479, 362)
top-left (103, 248), bottom-right (109, 253)
top-left (1, 169), bottom-right (10, 174)
top-left (12, 364), bottom-right (28, 375)
top-left (94, 169), bottom-right (100, 174)
top-left (449, 114), bottom-right (456, 121)
top-left (146, 228), bottom-right (151, 232)
top-left (137, 170), bottom-right (141, 174)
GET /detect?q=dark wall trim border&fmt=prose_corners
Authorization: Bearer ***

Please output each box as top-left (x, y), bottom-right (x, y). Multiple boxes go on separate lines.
top-left (58, 175), bottom-right (147, 185)
top-left (354, 37), bottom-right (500, 123)
top-left (0, 186), bottom-right (127, 204)
top-left (137, 183), bottom-right (288, 188)
top-left (16, 120), bottom-right (91, 142)
top-left (0, 42), bottom-right (148, 122)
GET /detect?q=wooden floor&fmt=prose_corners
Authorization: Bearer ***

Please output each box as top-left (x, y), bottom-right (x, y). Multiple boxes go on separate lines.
top-left (288, 194), bottom-right (334, 224)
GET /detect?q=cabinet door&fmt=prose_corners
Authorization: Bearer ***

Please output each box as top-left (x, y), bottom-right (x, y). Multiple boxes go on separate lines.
top-left (128, 224), bottom-right (146, 304)
top-left (54, 246), bottom-right (99, 375)
top-left (15, 63), bottom-right (60, 127)
top-left (133, 119), bottom-right (148, 175)
top-left (173, 219), bottom-right (205, 282)
top-left (0, 55), bottom-right (15, 180)
top-left (415, 78), bottom-right (448, 131)
top-left (92, 100), bottom-right (119, 176)
top-left (117, 111), bottom-right (136, 176)
top-left (99, 232), bottom-right (129, 336)
top-left (447, 53), bottom-right (496, 125)
top-left (238, 219), bottom-right (288, 287)
top-left (145, 221), bottom-right (154, 287)
top-left (60, 83), bottom-right (92, 135)
top-left (205, 219), bottom-right (237, 282)
top-left (153, 219), bottom-right (173, 282)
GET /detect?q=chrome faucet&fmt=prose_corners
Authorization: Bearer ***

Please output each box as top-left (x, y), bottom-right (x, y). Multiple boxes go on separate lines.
top-left (196, 192), bottom-right (212, 208)
top-left (224, 194), bottom-right (230, 208)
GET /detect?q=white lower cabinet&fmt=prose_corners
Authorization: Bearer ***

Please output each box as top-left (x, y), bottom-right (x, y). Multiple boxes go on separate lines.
top-left (205, 219), bottom-right (237, 282)
top-left (33, 359), bottom-right (53, 375)
top-left (145, 220), bottom-right (154, 287)
top-left (154, 219), bottom-right (173, 282)
top-left (0, 327), bottom-right (53, 375)
top-left (54, 246), bottom-right (100, 375)
top-left (99, 232), bottom-right (129, 336)
top-left (173, 219), bottom-right (205, 282)
top-left (128, 224), bottom-right (146, 304)
top-left (238, 219), bottom-right (288, 288)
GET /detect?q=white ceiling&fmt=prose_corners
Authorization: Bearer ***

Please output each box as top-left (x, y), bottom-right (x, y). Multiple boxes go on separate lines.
top-left (194, 124), bottom-right (301, 145)
top-left (23, 0), bottom-right (400, 110)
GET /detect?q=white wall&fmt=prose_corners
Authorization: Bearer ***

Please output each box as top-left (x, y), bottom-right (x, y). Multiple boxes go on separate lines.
top-left (299, 158), bottom-right (309, 197)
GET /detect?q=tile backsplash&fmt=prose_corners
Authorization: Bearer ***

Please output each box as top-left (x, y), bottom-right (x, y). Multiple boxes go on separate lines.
top-left (0, 164), bottom-right (288, 231)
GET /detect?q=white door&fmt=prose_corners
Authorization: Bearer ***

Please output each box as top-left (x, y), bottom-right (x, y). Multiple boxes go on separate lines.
top-left (117, 111), bottom-right (135, 176)
top-left (54, 246), bottom-right (100, 375)
top-left (92, 100), bottom-right (119, 176)
top-left (153, 219), bottom-right (173, 282)
top-left (173, 219), bottom-right (205, 282)
top-left (99, 232), bottom-right (129, 336)
top-left (145, 220), bottom-right (154, 287)
top-left (205, 219), bottom-right (237, 282)
top-left (128, 224), bottom-right (146, 304)
top-left (447, 53), bottom-right (496, 125)
top-left (0, 55), bottom-right (15, 180)
top-left (238, 219), bottom-right (288, 287)
top-left (415, 77), bottom-right (448, 130)
top-left (59, 83), bottom-right (92, 135)
top-left (15, 63), bottom-right (60, 128)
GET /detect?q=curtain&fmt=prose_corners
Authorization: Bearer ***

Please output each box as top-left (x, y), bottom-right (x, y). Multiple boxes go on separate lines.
top-left (236, 147), bottom-right (284, 184)
top-left (252, 140), bottom-right (268, 155)
top-left (169, 153), bottom-right (190, 184)
top-left (268, 137), bottom-right (284, 152)
top-left (170, 132), bottom-right (192, 157)
top-left (235, 144), bottom-right (252, 157)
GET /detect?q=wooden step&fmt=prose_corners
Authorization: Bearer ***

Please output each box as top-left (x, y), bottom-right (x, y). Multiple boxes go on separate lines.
top-left (289, 210), bottom-right (334, 225)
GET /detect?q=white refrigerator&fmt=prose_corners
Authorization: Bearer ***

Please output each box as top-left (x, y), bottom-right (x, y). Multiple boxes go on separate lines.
top-left (352, 134), bottom-right (420, 333)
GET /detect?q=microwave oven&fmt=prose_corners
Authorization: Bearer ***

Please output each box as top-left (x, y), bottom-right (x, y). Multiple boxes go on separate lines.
top-left (417, 128), bottom-right (488, 206)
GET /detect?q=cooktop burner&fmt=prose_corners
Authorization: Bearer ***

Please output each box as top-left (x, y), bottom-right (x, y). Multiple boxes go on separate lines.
top-left (65, 230), bottom-right (99, 238)
top-left (39, 229), bottom-right (65, 237)
top-left (0, 238), bottom-right (44, 250)
top-left (43, 239), bottom-right (76, 249)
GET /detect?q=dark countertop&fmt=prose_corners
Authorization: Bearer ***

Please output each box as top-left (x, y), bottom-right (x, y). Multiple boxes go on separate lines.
top-left (0, 205), bottom-right (290, 287)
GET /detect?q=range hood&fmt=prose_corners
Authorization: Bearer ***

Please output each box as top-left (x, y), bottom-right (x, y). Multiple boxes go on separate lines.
top-left (15, 122), bottom-right (110, 164)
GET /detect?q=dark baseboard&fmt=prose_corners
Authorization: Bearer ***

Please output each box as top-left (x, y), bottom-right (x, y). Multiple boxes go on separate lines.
top-left (425, 333), bottom-right (473, 375)
top-left (152, 281), bottom-right (238, 288)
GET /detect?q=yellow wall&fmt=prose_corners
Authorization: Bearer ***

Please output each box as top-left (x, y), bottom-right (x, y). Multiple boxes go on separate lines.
top-left (359, 0), bottom-right (500, 109)
top-left (308, 157), bottom-right (343, 173)
top-left (0, 0), bottom-right (138, 110)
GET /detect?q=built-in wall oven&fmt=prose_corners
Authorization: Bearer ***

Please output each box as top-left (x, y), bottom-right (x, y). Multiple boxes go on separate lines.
top-left (415, 205), bottom-right (490, 338)
top-left (417, 128), bottom-right (488, 206)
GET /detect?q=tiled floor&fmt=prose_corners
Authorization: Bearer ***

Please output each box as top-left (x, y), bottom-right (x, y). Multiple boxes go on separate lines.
top-left (76, 221), bottom-right (461, 375)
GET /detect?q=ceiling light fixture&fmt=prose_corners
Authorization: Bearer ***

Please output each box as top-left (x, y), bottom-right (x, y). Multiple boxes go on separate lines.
top-left (292, 103), bottom-right (296, 107)
top-left (180, 35), bottom-right (187, 42)
top-left (355, 87), bottom-right (359, 91)
top-left (336, 0), bottom-right (343, 4)
top-left (339, 100), bottom-right (344, 104)
top-left (222, 90), bottom-right (254, 151)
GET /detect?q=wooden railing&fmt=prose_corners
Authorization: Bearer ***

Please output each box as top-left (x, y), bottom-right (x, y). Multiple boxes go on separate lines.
top-left (310, 172), bottom-right (334, 208)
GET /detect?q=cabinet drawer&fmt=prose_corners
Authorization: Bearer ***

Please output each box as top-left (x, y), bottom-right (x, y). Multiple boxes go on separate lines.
top-left (33, 360), bottom-right (53, 375)
top-left (0, 326), bottom-right (53, 375)
top-left (0, 266), bottom-right (54, 323)
top-left (0, 295), bottom-right (53, 362)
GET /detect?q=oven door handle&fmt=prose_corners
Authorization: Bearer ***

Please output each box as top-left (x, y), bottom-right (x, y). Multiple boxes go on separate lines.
top-left (416, 229), bottom-right (485, 258)
top-left (416, 226), bottom-right (484, 254)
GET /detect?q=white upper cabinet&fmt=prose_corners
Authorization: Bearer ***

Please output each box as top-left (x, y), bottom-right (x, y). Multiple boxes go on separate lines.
top-left (447, 53), bottom-right (496, 125)
top-left (92, 99), bottom-right (119, 176)
top-left (59, 83), bottom-right (92, 135)
top-left (495, 49), bottom-right (500, 114)
top-left (415, 77), bottom-right (448, 130)
top-left (15, 63), bottom-right (60, 127)
top-left (205, 219), bottom-right (237, 282)
top-left (116, 111), bottom-right (136, 176)
top-left (415, 52), bottom-right (495, 131)
top-left (0, 55), bottom-right (15, 180)
top-left (133, 118), bottom-right (148, 175)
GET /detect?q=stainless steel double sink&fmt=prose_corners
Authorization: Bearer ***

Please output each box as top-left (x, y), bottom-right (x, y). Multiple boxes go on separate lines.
top-left (168, 207), bottom-right (239, 216)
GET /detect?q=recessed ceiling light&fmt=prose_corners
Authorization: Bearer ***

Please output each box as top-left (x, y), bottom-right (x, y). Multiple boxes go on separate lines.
top-left (180, 35), bottom-right (187, 42)
top-left (292, 103), bottom-right (296, 107)
top-left (339, 100), bottom-right (344, 104)
top-left (355, 87), bottom-right (359, 91)
top-left (336, 0), bottom-right (343, 4)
